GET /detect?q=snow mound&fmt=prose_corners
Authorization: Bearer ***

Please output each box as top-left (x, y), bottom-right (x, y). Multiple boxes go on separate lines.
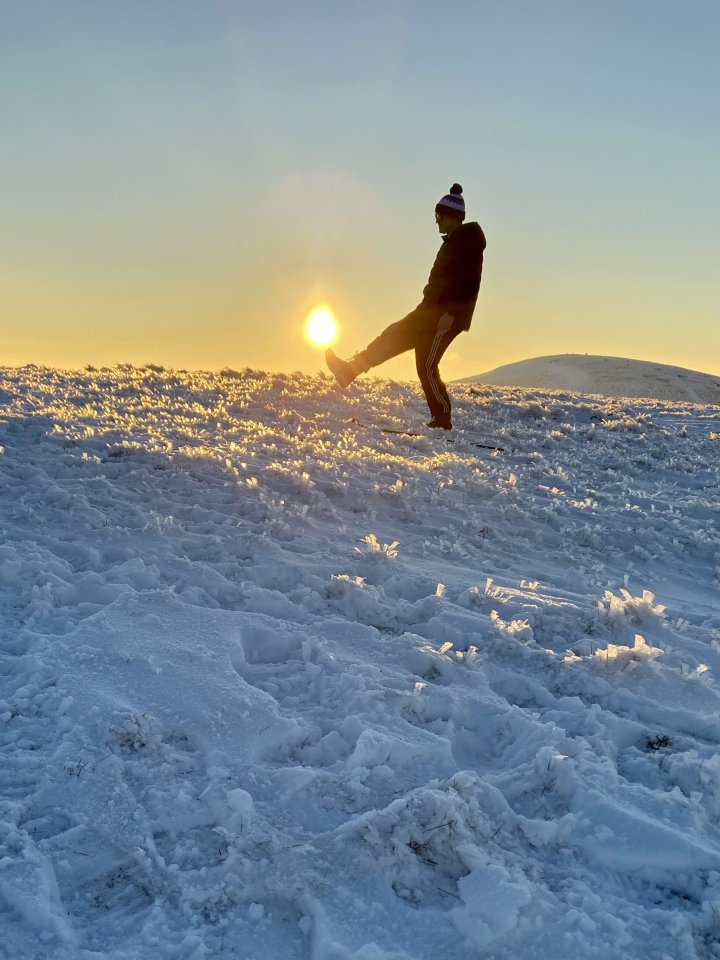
top-left (462, 354), bottom-right (720, 404)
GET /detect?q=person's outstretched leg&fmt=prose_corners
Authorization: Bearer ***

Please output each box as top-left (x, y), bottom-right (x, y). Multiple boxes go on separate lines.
top-left (415, 328), bottom-right (458, 428)
top-left (326, 310), bottom-right (422, 388)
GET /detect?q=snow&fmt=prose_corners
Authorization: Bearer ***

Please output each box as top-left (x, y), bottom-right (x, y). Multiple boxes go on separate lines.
top-left (0, 363), bottom-right (718, 960)
top-left (463, 354), bottom-right (720, 405)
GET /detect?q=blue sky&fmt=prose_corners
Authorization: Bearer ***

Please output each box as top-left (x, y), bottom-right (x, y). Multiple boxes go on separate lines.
top-left (1, 0), bottom-right (718, 376)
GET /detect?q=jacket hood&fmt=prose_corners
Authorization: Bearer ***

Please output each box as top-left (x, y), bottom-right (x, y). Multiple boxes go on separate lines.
top-left (444, 221), bottom-right (486, 250)
top-left (458, 221), bottom-right (486, 248)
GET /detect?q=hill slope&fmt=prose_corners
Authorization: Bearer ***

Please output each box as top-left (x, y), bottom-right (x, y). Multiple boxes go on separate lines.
top-left (0, 365), bottom-right (719, 959)
top-left (463, 353), bottom-right (720, 404)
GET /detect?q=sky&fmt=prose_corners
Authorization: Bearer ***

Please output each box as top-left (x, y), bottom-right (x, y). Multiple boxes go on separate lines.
top-left (1, 0), bottom-right (718, 379)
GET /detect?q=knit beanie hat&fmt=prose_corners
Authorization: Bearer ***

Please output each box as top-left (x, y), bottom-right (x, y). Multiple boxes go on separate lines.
top-left (435, 183), bottom-right (465, 221)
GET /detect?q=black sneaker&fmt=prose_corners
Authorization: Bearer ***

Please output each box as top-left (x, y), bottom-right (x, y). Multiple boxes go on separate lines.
top-left (427, 416), bottom-right (453, 431)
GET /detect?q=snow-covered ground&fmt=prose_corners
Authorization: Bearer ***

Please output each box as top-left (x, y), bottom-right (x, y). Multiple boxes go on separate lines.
top-left (1, 364), bottom-right (719, 960)
top-left (464, 355), bottom-right (720, 405)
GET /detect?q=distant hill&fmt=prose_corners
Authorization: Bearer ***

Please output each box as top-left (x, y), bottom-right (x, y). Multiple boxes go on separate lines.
top-left (460, 354), bottom-right (720, 404)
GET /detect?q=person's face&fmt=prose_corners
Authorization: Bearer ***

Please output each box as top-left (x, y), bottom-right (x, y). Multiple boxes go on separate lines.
top-left (435, 211), bottom-right (455, 235)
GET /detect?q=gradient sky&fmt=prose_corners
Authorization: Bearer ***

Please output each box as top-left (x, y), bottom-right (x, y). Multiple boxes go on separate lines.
top-left (2, 0), bottom-right (718, 379)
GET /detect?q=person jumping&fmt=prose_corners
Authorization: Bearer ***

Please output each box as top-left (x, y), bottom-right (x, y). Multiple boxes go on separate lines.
top-left (325, 183), bottom-right (486, 431)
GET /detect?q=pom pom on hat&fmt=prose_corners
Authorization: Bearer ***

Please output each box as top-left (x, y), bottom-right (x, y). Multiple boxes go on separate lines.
top-left (435, 183), bottom-right (465, 221)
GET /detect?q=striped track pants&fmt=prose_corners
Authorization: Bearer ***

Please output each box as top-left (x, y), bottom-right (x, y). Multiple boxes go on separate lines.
top-left (362, 309), bottom-right (460, 419)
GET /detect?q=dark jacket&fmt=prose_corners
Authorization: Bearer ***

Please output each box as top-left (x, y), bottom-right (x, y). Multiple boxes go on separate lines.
top-left (420, 221), bottom-right (486, 332)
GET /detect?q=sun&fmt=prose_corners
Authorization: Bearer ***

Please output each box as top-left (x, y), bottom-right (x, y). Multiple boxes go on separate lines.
top-left (304, 306), bottom-right (338, 348)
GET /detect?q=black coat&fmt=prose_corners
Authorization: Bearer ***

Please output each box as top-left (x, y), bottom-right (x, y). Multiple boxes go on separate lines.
top-left (420, 222), bottom-right (486, 332)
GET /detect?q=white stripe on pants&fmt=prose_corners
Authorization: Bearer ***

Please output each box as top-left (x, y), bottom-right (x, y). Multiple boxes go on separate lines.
top-left (426, 331), bottom-right (450, 413)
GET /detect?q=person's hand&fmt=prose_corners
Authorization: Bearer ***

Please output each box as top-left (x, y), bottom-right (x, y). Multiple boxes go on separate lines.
top-left (438, 313), bottom-right (454, 333)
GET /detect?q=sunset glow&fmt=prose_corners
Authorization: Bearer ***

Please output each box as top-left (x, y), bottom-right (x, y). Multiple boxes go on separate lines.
top-left (1, 3), bottom-right (717, 377)
top-left (304, 307), bottom-right (338, 348)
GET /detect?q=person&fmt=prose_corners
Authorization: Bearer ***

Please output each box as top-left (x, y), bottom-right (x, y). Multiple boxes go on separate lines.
top-left (325, 183), bottom-right (486, 431)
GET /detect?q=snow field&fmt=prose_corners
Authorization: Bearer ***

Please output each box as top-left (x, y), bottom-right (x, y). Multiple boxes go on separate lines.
top-left (0, 365), bottom-right (718, 959)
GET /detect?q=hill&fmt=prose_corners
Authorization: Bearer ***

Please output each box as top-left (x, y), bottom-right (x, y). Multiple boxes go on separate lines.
top-left (0, 364), bottom-right (719, 959)
top-left (462, 353), bottom-right (720, 404)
